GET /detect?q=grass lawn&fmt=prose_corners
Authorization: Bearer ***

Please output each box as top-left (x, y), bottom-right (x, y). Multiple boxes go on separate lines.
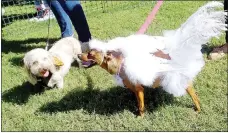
top-left (1, 1), bottom-right (227, 131)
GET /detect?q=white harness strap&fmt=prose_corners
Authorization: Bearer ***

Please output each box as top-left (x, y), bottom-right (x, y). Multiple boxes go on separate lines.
top-left (114, 58), bottom-right (125, 87)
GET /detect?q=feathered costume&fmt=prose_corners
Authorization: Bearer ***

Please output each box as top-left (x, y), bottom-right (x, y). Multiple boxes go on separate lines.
top-left (89, 1), bottom-right (227, 97)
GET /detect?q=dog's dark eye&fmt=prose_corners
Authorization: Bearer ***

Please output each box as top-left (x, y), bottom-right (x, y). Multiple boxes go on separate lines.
top-left (33, 61), bottom-right (38, 65)
top-left (89, 52), bottom-right (94, 56)
top-left (104, 56), bottom-right (111, 61)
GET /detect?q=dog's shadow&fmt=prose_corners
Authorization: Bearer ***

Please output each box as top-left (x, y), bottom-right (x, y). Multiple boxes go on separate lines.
top-left (2, 82), bottom-right (45, 105)
top-left (9, 56), bottom-right (24, 67)
top-left (39, 81), bottom-right (175, 116)
top-left (2, 38), bottom-right (59, 54)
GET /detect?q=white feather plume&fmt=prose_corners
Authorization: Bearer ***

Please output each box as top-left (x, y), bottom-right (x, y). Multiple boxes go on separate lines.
top-left (160, 1), bottom-right (227, 96)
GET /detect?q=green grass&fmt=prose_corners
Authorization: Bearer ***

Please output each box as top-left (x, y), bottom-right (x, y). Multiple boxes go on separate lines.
top-left (2, 1), bottom-right (227, 131)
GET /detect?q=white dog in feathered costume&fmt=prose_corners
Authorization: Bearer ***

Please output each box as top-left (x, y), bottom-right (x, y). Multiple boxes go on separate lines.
top-left (23, 37), bottom-right (82, 89)
top-left (79, 2), bottom-right (227, 117)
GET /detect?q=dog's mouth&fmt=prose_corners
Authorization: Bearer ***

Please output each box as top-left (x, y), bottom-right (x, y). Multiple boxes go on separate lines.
top-left (82, 60), bottom-right (94, 66)
top-left (78, 53), bottom-right (96, 67)
top-left (40, 69), bottom-right (50, 78)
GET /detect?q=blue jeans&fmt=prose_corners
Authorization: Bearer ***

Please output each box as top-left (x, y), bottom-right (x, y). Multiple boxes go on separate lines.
top-left (46, 0), bottom-right (91, 42)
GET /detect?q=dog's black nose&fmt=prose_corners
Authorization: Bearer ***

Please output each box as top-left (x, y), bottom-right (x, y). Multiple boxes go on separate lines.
top-left (78, 54), bottom-right (82, 59)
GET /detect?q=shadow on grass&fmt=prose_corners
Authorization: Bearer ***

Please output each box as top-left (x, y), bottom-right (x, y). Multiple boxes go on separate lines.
top-left (2, 12), bottom-right (36, 28)
top-left (2, 38), bottom-right (59, 54)
top-left (9, 54), bottom-right (81, 67)
top-left (9, 56), bottom-right (24, 67)
top-left (2, 82), bottom-right (45, 105)
top-left (39, 81), bottom-right (175, 116)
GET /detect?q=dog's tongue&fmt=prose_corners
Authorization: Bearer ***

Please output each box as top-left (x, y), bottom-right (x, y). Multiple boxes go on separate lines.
top-left (82, 61), bottom-right (96, 68)
top-left (82, 61), bottom-right (91, 66)
top-left (42, 71), bottom-right (49, 78)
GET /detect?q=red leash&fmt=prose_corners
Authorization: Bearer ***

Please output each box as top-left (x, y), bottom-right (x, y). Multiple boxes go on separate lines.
top-left (137, 0), bottom-right (163, 34)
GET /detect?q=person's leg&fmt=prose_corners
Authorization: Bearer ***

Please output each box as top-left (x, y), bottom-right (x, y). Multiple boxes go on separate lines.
top-left (30, 0), bottom-right (55, 21)
top-left (58, 0), bottom-right (91, 43)
top-left (46, 0), bottom-right (73, 38)
top-left (224, 0), bottom-right (227, 43)
top-left (34, 0), bottom-right (42, 10)
top-left (34, 0), bottom-right (44, 18)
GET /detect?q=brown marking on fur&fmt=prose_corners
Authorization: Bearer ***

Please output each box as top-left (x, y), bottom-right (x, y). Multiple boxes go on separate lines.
top-left (152, 49), bottom-right (171, 60)
top-left (152, 78), bottom-right (161, 88)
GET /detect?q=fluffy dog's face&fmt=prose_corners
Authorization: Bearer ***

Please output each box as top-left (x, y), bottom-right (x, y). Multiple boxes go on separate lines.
top-left (79, 49), bottom-right (122, 75)
top-left (23, 48), bottom-right (53, 79)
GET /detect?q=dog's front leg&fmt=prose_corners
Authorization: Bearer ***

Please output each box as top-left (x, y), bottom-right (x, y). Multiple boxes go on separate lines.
top-left (122, 79), bottom-right (136, 93)
top-left (47, 72), bottom-right (63, 89)
top-left (49, 64), bottom-right (57, 74)
top-left (56, 77), bottom-right (64, 89)
top-left (135, 84), bottom-right (145, 117)
top-left (47, 77), bottom-right (55, 88)
top-left (123, 79), bottom-right (145, 117)
top-left (152, 78), bottom-right (161, 88)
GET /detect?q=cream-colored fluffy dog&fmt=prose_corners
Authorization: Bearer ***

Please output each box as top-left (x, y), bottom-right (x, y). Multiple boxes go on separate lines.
top-left (23, 37), bottom-right (82, 89)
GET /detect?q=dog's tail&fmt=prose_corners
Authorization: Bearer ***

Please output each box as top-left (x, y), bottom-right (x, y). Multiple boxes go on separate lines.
top-left (160, 1), bottom-right (227, 96)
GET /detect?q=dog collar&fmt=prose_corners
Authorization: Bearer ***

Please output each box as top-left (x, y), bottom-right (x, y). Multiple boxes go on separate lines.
top-left (50, 53), bottom-right (64, 70)
top-left (114, 58), bottom-right (125, 87)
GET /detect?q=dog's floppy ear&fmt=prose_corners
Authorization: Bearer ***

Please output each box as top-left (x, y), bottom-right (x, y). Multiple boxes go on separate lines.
top-left (23, 57), bottom-right (37, 85)
top-left (105, 50), bottom-right (114, 61)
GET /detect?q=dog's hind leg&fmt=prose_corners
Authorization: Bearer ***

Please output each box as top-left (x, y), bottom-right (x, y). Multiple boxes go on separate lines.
top-left (186, 83), bottom-right (201, 113)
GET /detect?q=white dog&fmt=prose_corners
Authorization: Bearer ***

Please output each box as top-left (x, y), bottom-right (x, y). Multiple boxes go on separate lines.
top-left (23, 37), bottom-right (82, 89)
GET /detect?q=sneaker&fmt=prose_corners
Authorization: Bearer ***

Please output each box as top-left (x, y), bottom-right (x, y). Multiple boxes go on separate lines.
top-left (29, 9), bottom-right (55, 22)
top-left (81, 41), bottom-right (90, 53)
top-left (208, 43), bottom-right (228, 60)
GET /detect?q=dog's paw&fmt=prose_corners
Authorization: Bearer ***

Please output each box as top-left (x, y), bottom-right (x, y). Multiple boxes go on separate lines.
top-left (56, 83), bottom-right (64, 89)
top-left (47, 81), bottom-right (55, 88)
top-left (56, 78), bottom-right (64, 89)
